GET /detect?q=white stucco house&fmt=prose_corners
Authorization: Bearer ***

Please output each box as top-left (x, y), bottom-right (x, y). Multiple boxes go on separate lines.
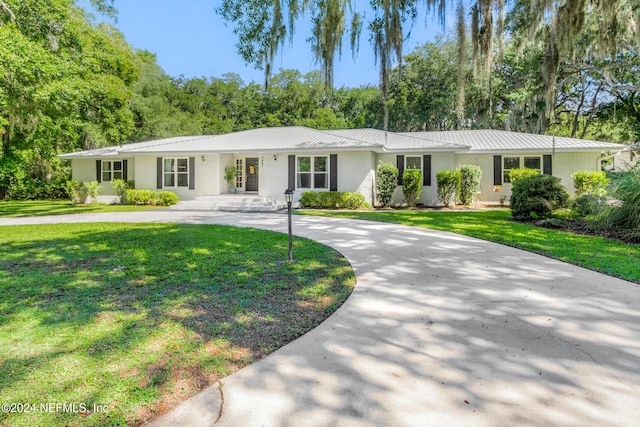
top-left (59, 126), bottom-right (626, 208)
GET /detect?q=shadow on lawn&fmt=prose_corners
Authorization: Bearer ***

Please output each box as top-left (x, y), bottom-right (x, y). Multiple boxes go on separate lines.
top-left (0, 222), bottom-right (354, 425)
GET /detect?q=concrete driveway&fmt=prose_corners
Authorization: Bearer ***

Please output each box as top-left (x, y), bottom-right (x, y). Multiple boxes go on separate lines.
top-left (3, 211), bottom-right (640, 426)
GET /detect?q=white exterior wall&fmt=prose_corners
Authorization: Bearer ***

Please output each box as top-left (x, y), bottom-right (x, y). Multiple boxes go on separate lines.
top-left (71, 158), bottom-right (134, 196)
top-left (337, 151), bottom-right (376, 205)
top-left (375, 152), bottom-right (456, 207)
top-left (455, 151), bottom-right (604, 203)
top-left (258, 153), bottom-right (290, 206)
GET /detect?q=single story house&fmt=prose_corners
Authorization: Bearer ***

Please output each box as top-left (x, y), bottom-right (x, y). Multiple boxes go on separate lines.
top-left (59, 126), bottom-right (627, 207)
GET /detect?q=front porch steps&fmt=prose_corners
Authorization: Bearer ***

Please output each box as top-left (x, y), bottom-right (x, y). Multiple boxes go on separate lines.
top-left (169, 195), bottom-right (285, 212)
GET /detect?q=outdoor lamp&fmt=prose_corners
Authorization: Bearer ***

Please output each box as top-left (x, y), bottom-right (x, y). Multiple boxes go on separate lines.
top-left (285, 189), bottom-right (294, 262)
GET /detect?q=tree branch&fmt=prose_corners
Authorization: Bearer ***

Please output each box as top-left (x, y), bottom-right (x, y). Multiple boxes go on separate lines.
top-left (0, 1), bottom-right (16, 22)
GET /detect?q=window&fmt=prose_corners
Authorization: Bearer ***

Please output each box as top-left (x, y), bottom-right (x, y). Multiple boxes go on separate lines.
top-left (503, 157), bottom-right (520, 183)
top-left (406, 156), bottom-right (421, 170)
top-left (102, 160), bottom-right (123, 182)
top-left (503, 156), bottom-right (542, 183)
top-left (297, 156), bottom-right (328, 189)
top-left (524, 157), bottom-right (541, 172)
top-left (235, 159), bottom-right (243, 188)
top-left (164, 158), bottom-right (189, 187)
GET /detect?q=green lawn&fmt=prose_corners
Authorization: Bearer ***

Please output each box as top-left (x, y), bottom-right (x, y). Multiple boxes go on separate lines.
top-left (0, 200), bottom-right (162, 217)
top-left (297, 209), bottom-right (640, 284)
top-left (0, 223), bottom-right (355, 426)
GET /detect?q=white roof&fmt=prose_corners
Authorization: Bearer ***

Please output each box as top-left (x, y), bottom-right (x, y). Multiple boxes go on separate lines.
top-left (59, 127), bottom-right (624, 158)
top-left (401, 129), bottom-right (623, 152)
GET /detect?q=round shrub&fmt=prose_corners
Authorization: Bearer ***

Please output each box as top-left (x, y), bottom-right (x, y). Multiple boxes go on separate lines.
top-left (158, 191), bottom-right (179, 206)
top-left (509, 168), bottom-right (540, 185)
top-left (510, 175), bottom-right (570, 220)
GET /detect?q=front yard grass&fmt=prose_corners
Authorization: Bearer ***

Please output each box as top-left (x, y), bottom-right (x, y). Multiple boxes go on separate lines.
top-left (297, 209), bottom-right (640, 284)
top-left (0, 200), bottom-right (162, 217)
top-left (0, 223), bottom-right (355, 426)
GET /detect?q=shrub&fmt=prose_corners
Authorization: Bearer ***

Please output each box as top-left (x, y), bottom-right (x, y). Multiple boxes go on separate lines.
top-left (112, 179), bottom-right (128, 204)
top-left (572, 194), bottom-right (607, 218)
top-left (509, 168), bottom-right (540, 185)
top-left (83, 181), bottom-right (101, 200)
top-left (158, 191), bottom-right (179, 206)
top-left (339, 192), bottom-right (367, 209)
top-left (459, 165), bottom-right (482, 206)
top-left (299, 191), bottom-right (319, 208)
top-left (510, 175), bottom-right (570, 220)
top-left (65, 180), bottom-right (85, 205)
top-left (436, 170), bottom-right (457, 207)
top-left (127, 189), bottom-right (159, 205)
top-left (376, 161), bottom-right (398, 207)
top-left (573, 171), bottom-right (609, 196)
top-left (601, 167), bottom-right (640, 234)
top-left (299, 191), bottom-right (367, 209)
top-left (402, 168), bottom-right (422, 207)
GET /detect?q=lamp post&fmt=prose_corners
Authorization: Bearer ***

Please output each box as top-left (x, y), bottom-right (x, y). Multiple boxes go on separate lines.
top-left (284, 188), bottom-right (294, 262)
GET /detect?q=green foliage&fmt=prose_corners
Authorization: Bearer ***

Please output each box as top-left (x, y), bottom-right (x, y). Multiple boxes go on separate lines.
top-left (402, 168), bottom-right (422, 207)
top-left (510, 175), bottom-right (570, 220)
top-left (572, 171), bottom-right (609, 197)
top-left (65, 180), bottom-right (83, 205)
top-left (436, 170), bottom-right (458, 207)
top-left (299, 191), bottom-right (319, 208)
top-left (572, 194), bottom-right (607, 218)
top-left (158, 191), bottom-right (179, 206)
top-left (376, 161), bottom-right (398, 207)
top-left (125, 189), bottom-right (178, 206)
top-left (600, 168), bottom-right (640, 240)
top-left (83, 181), bottom-right (101, 199)
top-left (459, 165), bottom-right (482, 206)
top-left (509, 168), bottom-right (540, 185)
top-left (111, 178), bottom-right (128, 204)
top-left (299, 191), bottom-right (368, 209)
top-left (224, 165), bottom-right (236, 186)
top-left (126, 189), bottom-right (158, 205)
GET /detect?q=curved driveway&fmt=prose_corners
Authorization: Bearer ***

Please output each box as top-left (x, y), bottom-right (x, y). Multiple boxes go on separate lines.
top-left (3, 211), bottom-right (640, 426)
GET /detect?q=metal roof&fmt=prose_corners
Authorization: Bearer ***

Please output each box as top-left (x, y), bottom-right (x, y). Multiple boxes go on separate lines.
top-left (401, 129), bottom-right (623, 152)
top-left (323, 128), bottom-right (467, 151)
top-left (59, 127), bottom-right (625, 158)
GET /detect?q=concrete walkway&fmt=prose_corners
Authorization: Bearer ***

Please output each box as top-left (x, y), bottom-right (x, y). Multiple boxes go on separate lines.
top-left (3, 211), bottom-right (640, 426)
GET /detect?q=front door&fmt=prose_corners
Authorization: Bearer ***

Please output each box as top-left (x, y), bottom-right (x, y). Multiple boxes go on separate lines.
top-left (246, 157), bottom-right (259, 192)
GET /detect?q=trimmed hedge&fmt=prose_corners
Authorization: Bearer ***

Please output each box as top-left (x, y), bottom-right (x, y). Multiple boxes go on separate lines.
top-left (436, 170), bottom-right (458, 207)
top-left (572, 171), bottom-right (609, 196)
top-left (402, 169), bottom-right (422, 207)
top-left (509, 168), bottom-right (540, 185)
top-left (459, 165), bottom-right (482, 206)
top-left (126, 189), bottom-right (179, 206)
top-left (376, 161), bottom-right (398, 207)
top-left (299, 191), bottom-right (368, 209)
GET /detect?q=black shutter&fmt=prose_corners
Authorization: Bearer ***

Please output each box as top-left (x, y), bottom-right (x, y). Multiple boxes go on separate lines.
top-left (543, 155), bottom-right (553, 175)
top-left (288, 155), bottom-right (295, 190)
top-left (493, 155), bottom-right (502, 185)
top-left (423, 155), bottom-right (432, 186)
top-left (122, 159), bottom-right (128, 181)
top-left (397, 155), bottom-right (404, 186)
top-left (329, 154), bottom-right (338, 191)
top-left (189, 157), bottom-right (195, 190)
top-left (96, 160), bottom-right (102, 183)
top-left (156, 157), bottom-right (163, 189)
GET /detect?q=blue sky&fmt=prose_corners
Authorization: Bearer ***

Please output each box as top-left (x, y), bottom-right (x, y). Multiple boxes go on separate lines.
top-left (90, 0), bottom-right (459, 88)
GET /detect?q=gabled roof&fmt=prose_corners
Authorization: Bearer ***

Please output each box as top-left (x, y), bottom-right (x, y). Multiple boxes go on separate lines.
top-left (401, 129), bottom-right (623, 152)
top-left (59, 127), bottom-right (624, 159)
